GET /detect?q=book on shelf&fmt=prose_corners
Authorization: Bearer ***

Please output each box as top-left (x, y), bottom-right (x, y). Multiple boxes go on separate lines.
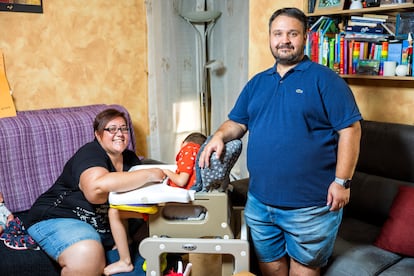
top-left (379, 41), bottom-right (389, 75)
top-left (360, 42), bottom-right (369, 60)
top-left (388, 42), bottom-right (403, 64)
top-left (329, 38), bottom-right (335, 69)
top-left (344, 32), bottom-right (389, 42)
top-left (363, 14), bottom-right (389, 20)
top-left (381, 22), bottom-right (395, 36)
top-left (351, 15), bottom-right (387, 23)
top-left (345, 25), bottom-right (384, 34)
top-left (309, 16), bottom-right (329, 32)
top-left (352, 41), bottom-right (361, 74)
top-left (339, 34), bottom-right (345, 74)
top-left (347, 20), bottom-right (379, 27)
top-left (322, 37), bottom-right (329, 66)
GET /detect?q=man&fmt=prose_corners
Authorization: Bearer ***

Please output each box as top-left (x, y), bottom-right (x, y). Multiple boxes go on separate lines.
top-left (199, 7), bottom-right (362, 276)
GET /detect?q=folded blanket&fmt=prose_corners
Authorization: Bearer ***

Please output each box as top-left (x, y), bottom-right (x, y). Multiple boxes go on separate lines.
top-left (0, 217), bottom-right (39, 250)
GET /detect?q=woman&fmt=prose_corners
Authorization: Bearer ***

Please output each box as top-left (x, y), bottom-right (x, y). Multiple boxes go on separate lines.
top-left (27, 108), bottom-right (165, 276)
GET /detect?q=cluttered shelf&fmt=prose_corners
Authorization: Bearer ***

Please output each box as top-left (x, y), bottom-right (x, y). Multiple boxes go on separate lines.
top-left (307, 3), bottom-right (414, 17)
top-left (340, 74), bottom-right (414, 80)
top-left (306, 1), bottom-right (414, 79)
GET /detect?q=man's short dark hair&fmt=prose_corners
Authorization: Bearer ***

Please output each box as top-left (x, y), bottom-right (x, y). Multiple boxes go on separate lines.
top-left (269, 7), bottom-right (308, 34)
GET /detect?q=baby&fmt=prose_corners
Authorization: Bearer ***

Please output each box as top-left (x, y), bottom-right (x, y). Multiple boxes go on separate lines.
top-left (0, 192), bottom-right (14, 234)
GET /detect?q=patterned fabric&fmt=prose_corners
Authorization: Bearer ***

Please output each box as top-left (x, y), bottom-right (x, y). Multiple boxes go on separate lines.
top-left (0, 217), bottom-right (39, 250)
top-left (169, 142), bottom-right (200, 189)
top-left (0, 104), bottom-right (136, 213)
top-left (192, 137), bottom-right (242, 192)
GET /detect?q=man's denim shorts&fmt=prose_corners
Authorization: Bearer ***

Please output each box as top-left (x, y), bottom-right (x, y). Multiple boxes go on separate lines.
top-left (28, 218), bottom-right (101, 261)
top-left (244, 192), bottom-right (342, 267)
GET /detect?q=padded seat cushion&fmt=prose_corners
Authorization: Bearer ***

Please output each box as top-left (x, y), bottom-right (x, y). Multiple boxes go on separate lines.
top-left (324, 245), bottom-right (403, 276)
top-left (379, 258), bottom-right (414, 275)
top-left (193, 138), bottom-right (242, 192)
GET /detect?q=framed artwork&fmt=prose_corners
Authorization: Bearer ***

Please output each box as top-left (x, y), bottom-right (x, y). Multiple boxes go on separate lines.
top-left (0, 0), bottom-right (43, 13)
top-left (314, 0), bottom-right (345, 12)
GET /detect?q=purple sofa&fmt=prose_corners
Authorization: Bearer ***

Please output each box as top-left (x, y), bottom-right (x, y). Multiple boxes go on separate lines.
top-left (0, 104), bottom-right (138, 275)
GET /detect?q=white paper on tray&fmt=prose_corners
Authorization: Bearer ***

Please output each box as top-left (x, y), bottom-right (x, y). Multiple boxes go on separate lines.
top-left (108, 164), bottom-right (195, 205)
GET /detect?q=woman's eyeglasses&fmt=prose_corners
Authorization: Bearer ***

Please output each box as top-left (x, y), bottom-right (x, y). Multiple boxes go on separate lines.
top-left (103, 126), bottom-right (129, 134)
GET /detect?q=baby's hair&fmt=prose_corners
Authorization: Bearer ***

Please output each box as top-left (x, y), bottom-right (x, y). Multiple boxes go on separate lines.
top-left (183, 132), bottom-right (207, 145)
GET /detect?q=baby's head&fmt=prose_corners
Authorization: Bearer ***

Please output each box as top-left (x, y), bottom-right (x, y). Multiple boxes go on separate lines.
top-left (0, 192), bottom-right (3, 203)
top-left (182, 132), bottom-right (207, 147)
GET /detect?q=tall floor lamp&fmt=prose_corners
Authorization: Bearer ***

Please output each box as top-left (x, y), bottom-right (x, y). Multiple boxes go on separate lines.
top-left (179, 9), bottom-right (221, 136)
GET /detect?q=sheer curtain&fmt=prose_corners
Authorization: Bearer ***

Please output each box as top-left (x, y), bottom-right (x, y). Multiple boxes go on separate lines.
top-left (145, 0), bottom-right (249, 179)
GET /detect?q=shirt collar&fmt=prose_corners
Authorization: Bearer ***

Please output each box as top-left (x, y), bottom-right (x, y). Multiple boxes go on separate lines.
top-left (266, 55), bottom-right (312, 76)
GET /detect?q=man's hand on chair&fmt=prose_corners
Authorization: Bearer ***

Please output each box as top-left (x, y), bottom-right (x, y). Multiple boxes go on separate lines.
top-left (198, 135), bottom-right (224, 169)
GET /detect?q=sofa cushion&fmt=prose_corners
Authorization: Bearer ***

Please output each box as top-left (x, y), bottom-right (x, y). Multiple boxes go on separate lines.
top-left (344, 172), bottom-right (414, 227)
top-left (379, 258), bottom-right (414, 275)
top-left (357, 120), bottom-right (414, 183)
top-left (374, 185), bottom-right (414, 257)
top-left (338, 218), bottom-right (381, 244)
top-left (324, 245), bottom-right (403, 276)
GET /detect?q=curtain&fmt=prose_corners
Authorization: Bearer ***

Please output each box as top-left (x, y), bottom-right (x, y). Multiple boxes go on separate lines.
top-left (146, 0), bottom-right (249, 179)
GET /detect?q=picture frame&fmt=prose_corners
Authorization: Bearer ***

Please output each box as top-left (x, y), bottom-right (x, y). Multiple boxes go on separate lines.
top-left (0, 0), bottom-right (43, 13)
top-left (314, 0), bottom-right (345, 12)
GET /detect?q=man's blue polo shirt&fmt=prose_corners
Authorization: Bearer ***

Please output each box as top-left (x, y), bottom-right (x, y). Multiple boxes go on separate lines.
top-left (229, 56), bottom-right (362, 208)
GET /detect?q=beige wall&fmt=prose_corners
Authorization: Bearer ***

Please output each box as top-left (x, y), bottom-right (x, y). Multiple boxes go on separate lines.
top-left (1, 1), bottom-right (412, 160)
top-left (249, 0), bottom-right (304, 77)
top-left (0, 0), bottom-right (149, 156)
top-left (249, 0), bottom-right (414, 125)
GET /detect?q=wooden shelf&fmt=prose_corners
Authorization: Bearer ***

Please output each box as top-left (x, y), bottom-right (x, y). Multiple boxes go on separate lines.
top-left (307, 3), bottom-right (414, 17)
top-left (306, 2), bottom-right (414, 82)
top-left (340, 74), bottom-right (414, 80)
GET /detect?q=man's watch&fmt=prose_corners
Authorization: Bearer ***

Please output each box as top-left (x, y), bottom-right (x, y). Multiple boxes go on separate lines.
top-left (334, 177), bottom-right (352, 189)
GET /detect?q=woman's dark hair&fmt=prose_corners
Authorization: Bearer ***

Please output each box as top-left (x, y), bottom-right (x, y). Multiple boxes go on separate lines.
top-left (93, 108), bottom-right (127, 133)
top-left (268, 7), bottom-right (308, 34)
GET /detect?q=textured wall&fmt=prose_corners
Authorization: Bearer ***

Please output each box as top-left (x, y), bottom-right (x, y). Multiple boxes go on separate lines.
top-left (249, 0), bottom-right (414, 125)
top-left (0, 0), bottom-right (149, 155)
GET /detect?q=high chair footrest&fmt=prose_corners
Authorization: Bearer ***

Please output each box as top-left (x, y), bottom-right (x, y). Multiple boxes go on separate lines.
top-left (139, 237), bottom-right (249, 276)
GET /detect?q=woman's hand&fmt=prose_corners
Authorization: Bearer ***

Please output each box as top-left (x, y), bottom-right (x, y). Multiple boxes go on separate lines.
top-left (79, 167), bottom-right (167, 204)
top-left (146, 168), bottom-right (167, 183)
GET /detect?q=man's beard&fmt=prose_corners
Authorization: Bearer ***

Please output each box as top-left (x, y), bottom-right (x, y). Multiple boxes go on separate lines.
top-left (271, 44), bottom-right (303, 65)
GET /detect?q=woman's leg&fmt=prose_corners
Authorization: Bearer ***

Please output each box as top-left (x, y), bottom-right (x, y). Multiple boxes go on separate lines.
top-left (59, 239), bottom-right (105, 276)
top-left (28, 218), bottom-right (106, 276)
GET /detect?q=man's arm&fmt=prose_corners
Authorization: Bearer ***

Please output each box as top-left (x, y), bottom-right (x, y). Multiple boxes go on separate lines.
top-left (198, 120), bottom-right (247, 168)
top-left (327, 121), bottom-right (362, 211)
